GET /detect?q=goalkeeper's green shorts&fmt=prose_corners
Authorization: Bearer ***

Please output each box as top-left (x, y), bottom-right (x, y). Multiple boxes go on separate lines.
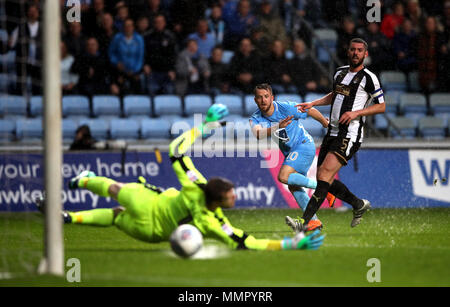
top-left (114, 183), bottom-right (158, 243)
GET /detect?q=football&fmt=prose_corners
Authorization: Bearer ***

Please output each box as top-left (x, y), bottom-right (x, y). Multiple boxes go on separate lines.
top-left (170, 224), bottom-right (203, 258)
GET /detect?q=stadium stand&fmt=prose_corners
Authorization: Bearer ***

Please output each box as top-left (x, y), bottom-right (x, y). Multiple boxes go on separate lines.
top-left (0, 118), bottom-right (15, 142)
top-left (62, 95), bottom-right (91, 118)
top-left (29, 96), bottom-right (43, 117)
top-left (77, 118), bottom-right (110, 141)
top-left (123, 95), bottom-right (152, 119)
top-left (15, 118), bottom-right (43, 141)
top-left (418, 116), bottom-right (446, 139)
top-left (184, 94), bottom-right (212, 117)
top-left (141, 118), bottom-right (171, 140)
top-left (0, 95), bottom-right (27, 118)
top-left (92, 95), bottom-right (121, 118)
top-left (214, 94), bottom-right (243, 115)
top-left (110, 118), bottom-right (141, 140)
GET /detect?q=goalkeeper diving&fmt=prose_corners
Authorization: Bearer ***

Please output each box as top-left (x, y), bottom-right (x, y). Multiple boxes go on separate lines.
top-left (38, 104), bottom-right (324, 251)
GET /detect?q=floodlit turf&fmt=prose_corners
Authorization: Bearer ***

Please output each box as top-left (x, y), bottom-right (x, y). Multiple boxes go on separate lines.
top-left (0, 208), bottom-right (449, 287)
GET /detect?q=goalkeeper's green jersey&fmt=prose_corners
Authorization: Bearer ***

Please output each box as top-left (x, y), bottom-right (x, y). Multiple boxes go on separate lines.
top-left (148, 127), bottom-right (274, 250)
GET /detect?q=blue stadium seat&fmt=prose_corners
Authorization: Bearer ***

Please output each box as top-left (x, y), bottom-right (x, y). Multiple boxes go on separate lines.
top-left (399, 93), bottom-right (427, 116)
top-left (29, 96), bottom-right (43, 117)
top-left (384, 91), bottom-right (402, 116)
top-left (153, 95), bottom-right (183, 117)
top-left (380, 71), bottom-right (407, 92)
top-left (408, 71), bottom-right (421, 92)
top-left (92, 95), bottom-right (121, 118)
top-left (0, 95), bottom-right (27, 118)
top-left (62, 118), bottom-right (78, 141)
top-left (16, 118), bottom-right (43, 140)
top-left (214, 94), bottom-right (243, 115)
top-left (374, 113), bottom-right (393, 131)
top-left (184, 94), bottom-right (212, 116)
top-left (62, 95), bottom-right (90, 118)
top-left (244, 95), bottom-right (257, 116)
top-left (0, 119), bottom-right (16, 141)
top-left (388, 116), bottom-right (416, 139)
top-left (429, 93), bottom-right (450, 115)
top-left (110, 118), bottom-right (140, 140)
top-left (302, 118), bottom-right (325, 137)
top-left (141, 118), bottom-right (171, 139)
top-left (275, 94), bottom-right (302, 103)
top-left (171, 116), bottom-right (197, 138)
top-left (313, 29), bottom-right (337, 63)
top-left (418, 116), bottom-right (446, 139)
top-left (123, 95), bottom-right (152, 118)
top-left (77, 118), bottom-right (109, 140)
top-left (224, 115), bottom-right (248, 139)
top-left (0, 73), bottom-right (9, 94)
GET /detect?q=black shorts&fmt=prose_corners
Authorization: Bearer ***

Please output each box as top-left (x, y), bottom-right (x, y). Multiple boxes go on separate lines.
top-left (317, 136), bottom-right (361, 166)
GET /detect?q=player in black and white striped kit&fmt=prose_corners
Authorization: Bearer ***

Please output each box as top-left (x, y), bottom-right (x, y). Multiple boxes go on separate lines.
top-left (287, 38), bottom-right (386, 231)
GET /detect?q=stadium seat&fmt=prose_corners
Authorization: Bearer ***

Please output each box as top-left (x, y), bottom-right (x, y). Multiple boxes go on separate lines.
top-left (302, 118), bottom-right (325, 137)
top-left (313, 29), bottom-right (337, 63)
top-left (62, 95), bottom-right (91, 118)
top-left (77, 118), bottom-right (109, 140)
top-left (224, 115), bottom-right (249, 139)
top-left (418, 116), bottom-right (446, 139)
top-left (429, 93), bottom-right (450, 115)
top-left (388, 116), bottom-right (416, 139)
top-left (0, 95), bottom-right (27, 118)
top-left (62, 118), bottom-right (78, 142)
top-left (141, 118), bottom-right (171, 139)
top-left (0, 73), bottom-right (9, 94)
top-left (0, 119), bottom-right (16, 141)
top-left (380, 71), bottom-right (407, 92)
top-left (15, 118), bottom-right (43, 141)
top-left (214, 94), bottom-right (243, 115)
top-left (222, 50), bottom-right (234, 64)
top-left (244, 95), bottom-right (257, 116)
top-left (110, 118), bottom-right (140, 140)
top-left (399, 93), bottom-right (427, 116)
top-left (29, 96), bottom-right (43, 117)
top-left (275, 94), bottom-right (302, 103)
top-left (408, 71), bottom-right (421, 92)
top-left (153, 95), bottom-right (183, 117)
top-left (384, 91), bottom-right (402, 116)
top-left (92, 95), bottom-right (121, 118)
top-left (184, 94), bottom-right (212, 116)
top-left (374, 113), bottom-right (393, 131)
top-left (123, 95), bottom-right (152, 118)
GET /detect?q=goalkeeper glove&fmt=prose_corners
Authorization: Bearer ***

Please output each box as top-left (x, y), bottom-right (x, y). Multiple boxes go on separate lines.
top-left (199, 104), bottom-right (229, 137)
top-left (282, 230), bottom-right (325, 250)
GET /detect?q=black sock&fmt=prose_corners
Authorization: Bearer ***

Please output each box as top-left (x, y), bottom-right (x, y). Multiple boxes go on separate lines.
top-left (302, 180), bottom-right (330, 224)
top-left (328, 179), bottom-right (363, 210)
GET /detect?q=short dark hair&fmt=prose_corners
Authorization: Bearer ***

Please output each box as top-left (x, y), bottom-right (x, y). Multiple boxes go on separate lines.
top-left (205, 177), bottom-right (234, 204)
top-left (254, 83), bottom-right (273, 95)
top-left (349, 38), bottom-right (368, 51)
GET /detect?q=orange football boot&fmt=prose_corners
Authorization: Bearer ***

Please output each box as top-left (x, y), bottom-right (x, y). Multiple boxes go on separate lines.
top-left (306, 219), bottom-right (323, 232)
top-left (326, 192), bottom-right (336, 208)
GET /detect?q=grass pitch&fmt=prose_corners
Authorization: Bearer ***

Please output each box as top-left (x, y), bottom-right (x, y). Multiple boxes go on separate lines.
top-left (0, 208), bottom-right (449, 287)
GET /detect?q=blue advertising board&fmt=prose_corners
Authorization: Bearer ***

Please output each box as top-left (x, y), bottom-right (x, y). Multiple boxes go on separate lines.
top-left (0, 149), bottom-right (448, 211)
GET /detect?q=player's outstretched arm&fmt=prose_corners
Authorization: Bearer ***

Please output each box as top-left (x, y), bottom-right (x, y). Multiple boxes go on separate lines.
top-left (297, 92), bottom-right (333, 112)
top-left (307, 108), bottom-right (329, 128)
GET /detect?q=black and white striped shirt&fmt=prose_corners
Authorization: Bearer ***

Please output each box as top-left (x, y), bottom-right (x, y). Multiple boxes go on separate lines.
top-left (327, 65), bottom-right (384, 143)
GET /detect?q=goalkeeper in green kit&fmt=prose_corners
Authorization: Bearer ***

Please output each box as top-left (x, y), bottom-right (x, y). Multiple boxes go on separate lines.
top-left (45, 104), bottom-right (324, 251)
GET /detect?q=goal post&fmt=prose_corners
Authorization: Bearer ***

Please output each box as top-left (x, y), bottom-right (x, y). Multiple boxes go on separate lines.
top-left (41, 0), bottom-right (64, 276)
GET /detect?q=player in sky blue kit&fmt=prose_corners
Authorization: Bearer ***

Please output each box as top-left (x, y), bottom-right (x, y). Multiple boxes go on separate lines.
top-left (249, 83), bottom-right (335, 231)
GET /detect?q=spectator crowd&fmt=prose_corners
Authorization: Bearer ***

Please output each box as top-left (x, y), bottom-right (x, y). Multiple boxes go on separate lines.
top-left (2, 0), bottom-right (450, 99)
